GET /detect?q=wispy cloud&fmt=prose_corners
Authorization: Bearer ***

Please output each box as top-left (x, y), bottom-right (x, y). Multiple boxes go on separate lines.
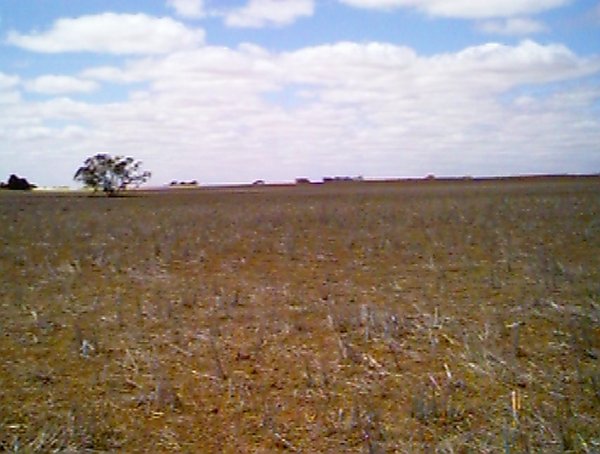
top-left (0, 72), bottom-right (21, 105)
top-left (0, 72), bottom-right (20, 89)
top-left (477, 17), bottom-right (548, 36)
top-left (337, 0), bottom-right (571, 19)
top-left (5, 13), bottom-right (205, 54)
top-left (224, 0), bottom-right (315, 28)
top-left (25, 75), bottom-right (99, 95)
top-left (166, 0), bottom-right (205, 18)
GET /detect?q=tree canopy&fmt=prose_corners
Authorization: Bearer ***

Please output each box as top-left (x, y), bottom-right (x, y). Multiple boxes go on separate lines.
top-left (74, 154), bottom-right (151, 195)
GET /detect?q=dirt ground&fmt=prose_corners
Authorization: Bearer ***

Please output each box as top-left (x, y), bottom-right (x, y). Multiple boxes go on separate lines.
top-left (1, 178), bottom-right (598, 452)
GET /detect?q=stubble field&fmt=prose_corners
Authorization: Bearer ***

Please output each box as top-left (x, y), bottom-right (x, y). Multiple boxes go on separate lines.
top-left (0, 178), bottom-right (599, 452)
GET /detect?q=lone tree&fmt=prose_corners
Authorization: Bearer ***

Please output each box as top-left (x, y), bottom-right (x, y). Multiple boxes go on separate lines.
top-left (74, 154), bottom-right (151, 195)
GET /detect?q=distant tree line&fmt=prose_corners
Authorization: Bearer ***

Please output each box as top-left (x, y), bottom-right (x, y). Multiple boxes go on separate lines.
top-left (169, 180), bottom-right (198, 187)
top-left (294, 176), bottom-right (365, 185)
top-left (322, 176), bottom-right (364, 183)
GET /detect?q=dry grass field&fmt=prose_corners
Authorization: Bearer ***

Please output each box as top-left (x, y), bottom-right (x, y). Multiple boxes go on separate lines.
top-left (1, 178), bottom-right (599, 452)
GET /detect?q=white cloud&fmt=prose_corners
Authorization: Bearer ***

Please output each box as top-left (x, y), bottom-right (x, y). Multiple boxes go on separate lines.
top-left (0, 72), bottom-right (20, 89)
top-left (25, 75), bottom-right (99, 95)
top-left (478, 18), bottom-right (548, 35)
top-left (224, 0), bottom-right (314, 28)
top-left (0, 91), bottom-right (21, 105)
top-left (338, 0), bottom-right (571, 19)
top-left (434, 40), bottom-right (589, 84)
top-left (5, 13), bottom-right (205, 54)
top-left (1, 40), bottom-right (599, 187)
top-left (0, 73), bottom-right (21, 105)
top-left (80, 66), bottom-right (143, 84)
top-left (167, 0), bottom-right (205, 18)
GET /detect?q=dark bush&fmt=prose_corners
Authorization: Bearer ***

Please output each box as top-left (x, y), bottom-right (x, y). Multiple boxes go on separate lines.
top-left (1, 174), bottom-right (35, 190)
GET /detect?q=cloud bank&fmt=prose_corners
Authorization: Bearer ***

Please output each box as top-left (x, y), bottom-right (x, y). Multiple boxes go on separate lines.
top-left (2, 36), bottom-right (598, 185)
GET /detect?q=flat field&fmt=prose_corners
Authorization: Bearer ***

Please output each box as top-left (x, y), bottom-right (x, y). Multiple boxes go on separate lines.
top-left (1, 178), bottom-right (599, 452)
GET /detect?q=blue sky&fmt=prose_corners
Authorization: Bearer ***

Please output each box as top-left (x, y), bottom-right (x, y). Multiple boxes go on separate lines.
top-left (1, 0), bottom-right (599, 186)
